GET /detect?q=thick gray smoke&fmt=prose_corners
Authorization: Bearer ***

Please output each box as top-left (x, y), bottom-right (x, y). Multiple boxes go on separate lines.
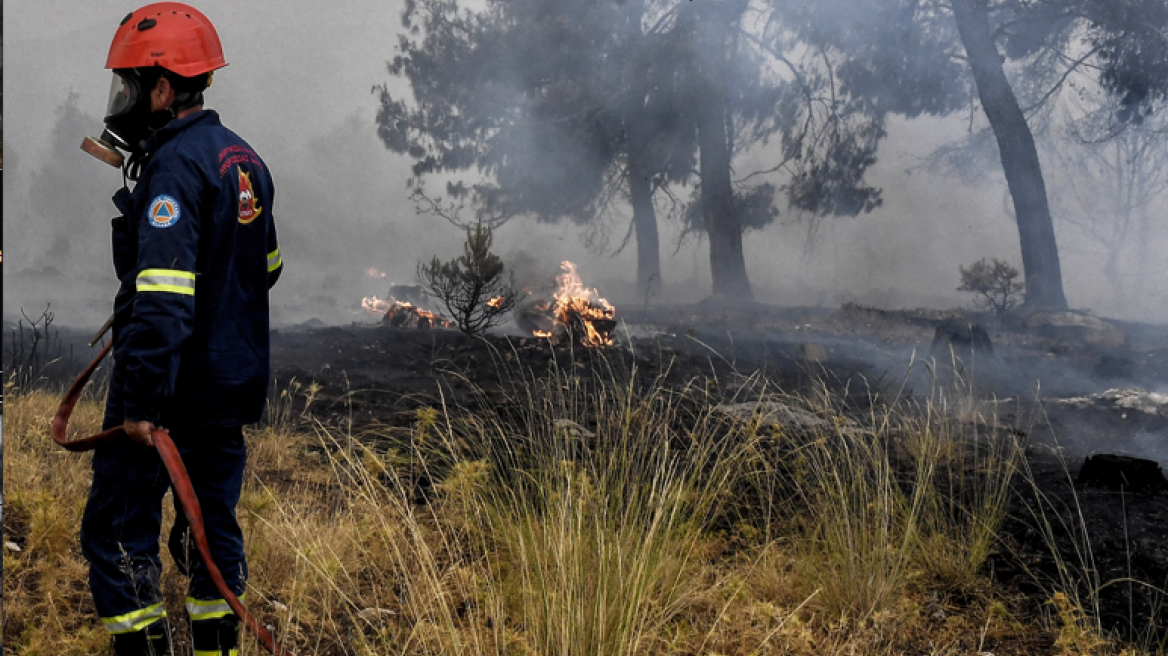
top-left (5, 0), bottom-right (1168, 329)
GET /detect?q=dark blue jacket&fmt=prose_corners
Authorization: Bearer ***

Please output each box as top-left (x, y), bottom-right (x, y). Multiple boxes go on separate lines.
top-left (107, 109), bottom-right (282, 429)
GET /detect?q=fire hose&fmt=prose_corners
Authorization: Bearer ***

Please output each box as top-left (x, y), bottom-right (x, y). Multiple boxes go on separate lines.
top-left (52, 340), bottom-right (294, 656)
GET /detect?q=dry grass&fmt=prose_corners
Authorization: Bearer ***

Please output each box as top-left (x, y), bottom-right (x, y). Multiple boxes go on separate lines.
top-left (3, 382), bottom-right (109, 655)
top-left (1, 358), bottom-right (1154, 655)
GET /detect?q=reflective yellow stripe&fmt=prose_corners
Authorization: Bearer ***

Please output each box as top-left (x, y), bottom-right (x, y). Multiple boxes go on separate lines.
top-left (267, 247), bottom-right (282, 273)
top-left (186, 594), bottom-right (244, 622)
top-left (194, 650), bottom-right (238, 656)
top-left (100, 603), bottom-right (167, 634)
top-left (137, 268), bottom-right (196, 295)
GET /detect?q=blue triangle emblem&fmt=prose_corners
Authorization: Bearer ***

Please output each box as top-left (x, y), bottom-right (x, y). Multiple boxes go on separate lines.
top-left (148, 195), bottom-right (181, 228)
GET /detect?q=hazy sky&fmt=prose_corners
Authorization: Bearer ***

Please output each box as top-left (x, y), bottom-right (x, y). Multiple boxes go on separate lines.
top-left (4, 1), bottom-right (407, 151)
top-left (4, 0), bottom-right (1163, 327)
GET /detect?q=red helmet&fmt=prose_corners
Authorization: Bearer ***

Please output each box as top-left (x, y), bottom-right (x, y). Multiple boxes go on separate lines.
top-left (105, 3), bottom-right (227, 77)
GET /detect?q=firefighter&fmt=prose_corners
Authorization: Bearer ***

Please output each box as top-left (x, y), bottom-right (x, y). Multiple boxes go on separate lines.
top-left (80, 4), bottom-right (283, 655)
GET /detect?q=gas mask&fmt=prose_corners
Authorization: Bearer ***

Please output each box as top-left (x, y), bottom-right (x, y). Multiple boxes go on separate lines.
top-left (81, 69), bottom-right (176, 175)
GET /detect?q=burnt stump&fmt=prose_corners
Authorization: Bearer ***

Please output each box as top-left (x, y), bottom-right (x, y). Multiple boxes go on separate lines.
top-left (930, 318), bottom-right (993, 361)
top-left (1078, 453), bottom-right (1168, 494)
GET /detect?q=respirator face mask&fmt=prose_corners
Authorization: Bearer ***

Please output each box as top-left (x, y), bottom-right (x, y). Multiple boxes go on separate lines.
top-left (81, 70), bottom-right (175, 173)
top-left (104, 71), bottom-right (143, 150)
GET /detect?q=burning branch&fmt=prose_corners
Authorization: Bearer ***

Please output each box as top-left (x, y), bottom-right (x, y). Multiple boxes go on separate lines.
top-left (517, 261), bottom-right (617, 347)
top-left (362, 296), bottom-right (454, 330)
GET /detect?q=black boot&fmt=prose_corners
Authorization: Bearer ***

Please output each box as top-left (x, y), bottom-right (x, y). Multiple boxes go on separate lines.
top-left (110, 619), bottom-right (173, 656)
top-left (191, 616), bottom-right (241, 656)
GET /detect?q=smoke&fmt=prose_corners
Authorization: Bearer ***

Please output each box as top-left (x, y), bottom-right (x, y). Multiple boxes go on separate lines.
top-left (4, 94), bottom-right (121, 326)
top-left (5, 0), bottom-right (1168, 333)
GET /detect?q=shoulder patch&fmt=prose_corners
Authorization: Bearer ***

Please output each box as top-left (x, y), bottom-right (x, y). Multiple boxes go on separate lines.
top-left (237, 167), bottom-right (263, 224)
top-left (148, 195), bottom-right (181, 228)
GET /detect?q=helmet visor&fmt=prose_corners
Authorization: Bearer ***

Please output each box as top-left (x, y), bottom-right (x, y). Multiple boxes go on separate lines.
top-left (105, 72), bottom-right (139, 120)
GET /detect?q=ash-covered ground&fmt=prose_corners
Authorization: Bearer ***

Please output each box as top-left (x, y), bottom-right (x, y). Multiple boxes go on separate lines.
top-left (268, 302), bottom-right (1168, 465)
top-left (12, 301), bottom-right (1168, 640)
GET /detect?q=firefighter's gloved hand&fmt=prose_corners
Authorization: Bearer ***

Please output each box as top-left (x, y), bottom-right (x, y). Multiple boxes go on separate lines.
top-left (124, 419), bottom-right (166, 447)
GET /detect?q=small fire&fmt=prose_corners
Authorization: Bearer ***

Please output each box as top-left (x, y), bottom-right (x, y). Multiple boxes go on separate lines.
top-left (487, 296), bottom-right (505, 308)
top-left (529, 261), bottom-right (616, 347)
top-left (361, 294), bottom-right (453, 330)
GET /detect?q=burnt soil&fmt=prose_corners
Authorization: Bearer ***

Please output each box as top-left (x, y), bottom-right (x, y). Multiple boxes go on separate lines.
top-left (20, 301), bottom-right (1168, 645)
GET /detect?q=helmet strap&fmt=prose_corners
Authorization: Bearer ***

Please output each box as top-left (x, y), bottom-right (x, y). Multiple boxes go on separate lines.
top-left (173, 90), bottom-right (204, 113)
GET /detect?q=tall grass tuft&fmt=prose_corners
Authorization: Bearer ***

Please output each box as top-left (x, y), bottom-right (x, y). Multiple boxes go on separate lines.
top-left (900, 361), bottom-right (1023, 595)
top-left (746, 361), bottom-right (1022, 625)
top-left (439, 361), bottom-right (749, 656)
top-left (790, 422), bottom-right (924, 623)
top-left (238, 352), bottom-right (762, 654)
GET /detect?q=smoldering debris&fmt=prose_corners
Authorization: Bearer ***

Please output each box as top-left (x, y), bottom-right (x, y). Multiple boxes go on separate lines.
top-left (1056, 388), bottom-right (1168, 418)
top-left (1026, 311), bottom-right (1127, 349)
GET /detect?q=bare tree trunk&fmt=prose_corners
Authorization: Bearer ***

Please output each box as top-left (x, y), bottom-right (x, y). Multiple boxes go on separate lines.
top-left (699, 100), bottom-right (753, 300)
top-left (628, 155), bottom-right (662, 300)
top-left (693, 0), bottom-right (752, 301)
top-left (951, 0), bottom-right (1068, 309)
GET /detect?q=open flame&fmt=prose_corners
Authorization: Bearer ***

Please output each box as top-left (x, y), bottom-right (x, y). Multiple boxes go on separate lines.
top-left (361, 294), bottom-right (453, 330)
top-left (531, 261), bottom-right (616, 347)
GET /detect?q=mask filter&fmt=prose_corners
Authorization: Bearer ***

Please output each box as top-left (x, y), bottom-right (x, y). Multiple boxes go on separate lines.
top-left (80, 132), bottom-right (126, 168)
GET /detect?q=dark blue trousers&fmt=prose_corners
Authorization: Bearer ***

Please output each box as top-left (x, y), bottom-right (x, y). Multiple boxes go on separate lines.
top-left (81, 414), bottom-right (248, 633)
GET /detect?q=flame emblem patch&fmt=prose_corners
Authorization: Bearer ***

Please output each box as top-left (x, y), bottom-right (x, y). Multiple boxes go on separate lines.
top-left (148, 195), bottom-right (181, 228)
top-left (237, 167), bottom-right (263, 224)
